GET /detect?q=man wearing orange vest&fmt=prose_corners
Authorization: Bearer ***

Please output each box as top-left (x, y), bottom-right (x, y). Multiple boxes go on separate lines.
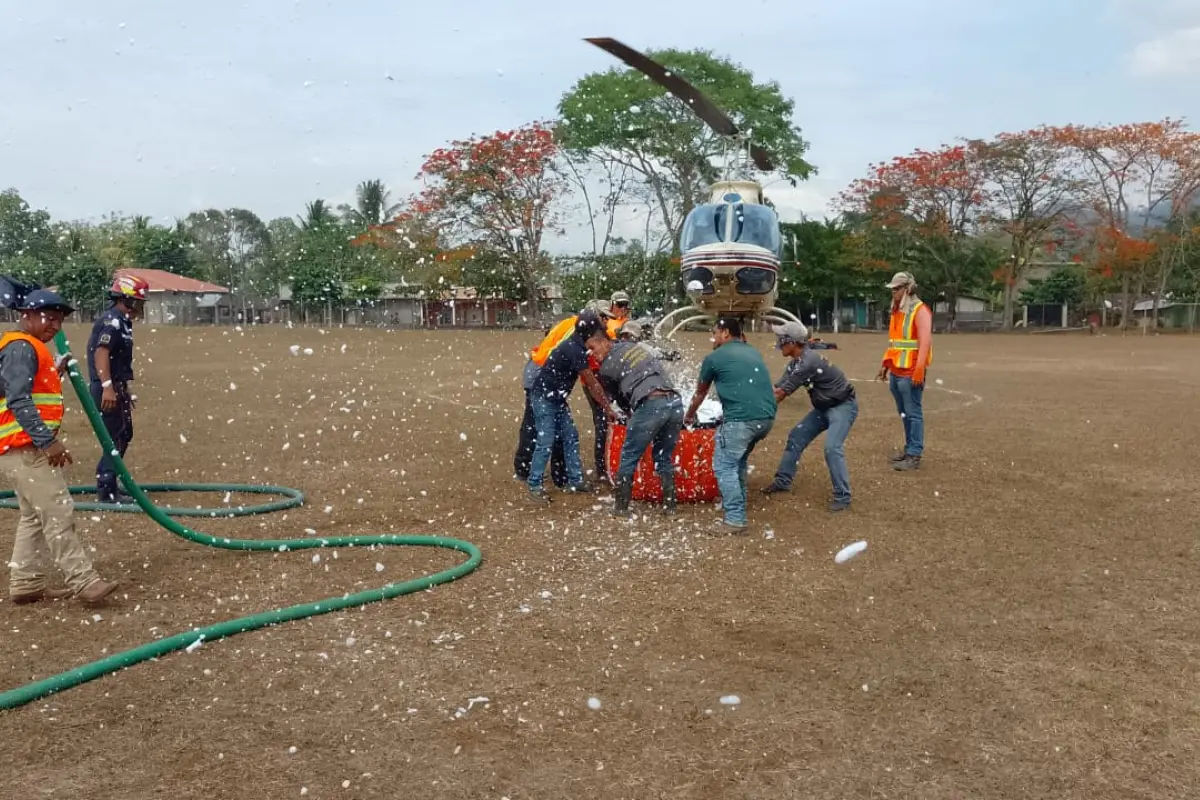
top-left (514, 301), bottom-right (617, 485)
top-left (605, 290), bottom-right (632, 339)
top-left (0, 289), bottom-right (118, 606)
top-left (876, 271), bottom-right (933, 471)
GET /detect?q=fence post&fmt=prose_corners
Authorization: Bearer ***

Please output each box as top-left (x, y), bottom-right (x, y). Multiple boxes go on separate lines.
top-left (1023, 305), bottom-right (1029, 328)
top-left (1061, 302), bottom-right (1067, 328)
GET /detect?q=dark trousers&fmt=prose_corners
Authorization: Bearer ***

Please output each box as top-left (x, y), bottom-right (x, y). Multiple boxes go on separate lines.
top-left (514, 390), bottom-right (566, 486)
top-left (90, 380), bottom-right (133, 495)
top-left (585, 392), bottom-right (610, 480)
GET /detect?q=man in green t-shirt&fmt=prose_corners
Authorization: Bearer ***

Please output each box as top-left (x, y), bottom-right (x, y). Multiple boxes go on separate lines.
top-left (684, 317), bottom-right (776, 531)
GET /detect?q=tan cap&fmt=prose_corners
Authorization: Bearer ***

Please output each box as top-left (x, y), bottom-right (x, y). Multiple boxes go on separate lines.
top-left (610, 290), bottom-right (631, 304)
top-left (886, 271), bottom-right (916, 289)
top-left (618, 319), bottom-right (647, 340)
top-left (585, 299), bottom-right (616, 319)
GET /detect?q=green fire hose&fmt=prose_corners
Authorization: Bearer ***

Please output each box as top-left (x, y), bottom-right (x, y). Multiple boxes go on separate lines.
top-left (0, 330), bottom-right (482, 711)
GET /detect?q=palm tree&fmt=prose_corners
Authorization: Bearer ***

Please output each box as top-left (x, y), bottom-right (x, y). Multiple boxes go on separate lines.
top-left (339, 180), bottom-right (401, 229)
top-left (299, 199), bottom-right (337, 230)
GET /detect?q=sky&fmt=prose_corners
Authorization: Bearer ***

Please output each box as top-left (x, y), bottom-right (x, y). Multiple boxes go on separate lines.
top-left (1, 0), bottom-right (1198, 254)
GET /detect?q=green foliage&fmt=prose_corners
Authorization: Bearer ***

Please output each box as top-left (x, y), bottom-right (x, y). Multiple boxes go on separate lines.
top-left (557, 49), bottom-right (813, 246)
top-left (777, 219), bottom-right (881, 309)
top-left (1019, 264), bottom-right (1087, 306)
top-left (128, 223), bottom-right (196, 276)
top-left (557, 246), bottom-right (678, 314)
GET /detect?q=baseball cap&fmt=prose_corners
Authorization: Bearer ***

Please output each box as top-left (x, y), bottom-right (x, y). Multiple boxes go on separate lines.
top-left (618, 319), bottom-right (646, 340)
top-left (575, 308), bottom-right (605, 339)
top-left (886, 271), bottom-right (915, 289)
top-left (17, 289), bottom-right (74, 315)
top-left (585, 299), bottom-right (616, 319)
top-left (771, 321), bottom-right (809, 347)
top-left (610, 290), bottom-right (631, 305)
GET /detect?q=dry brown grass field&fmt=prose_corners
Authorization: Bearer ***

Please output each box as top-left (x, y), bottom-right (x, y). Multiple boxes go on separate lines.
top-left (2, 324), bottom-right (1198, 799)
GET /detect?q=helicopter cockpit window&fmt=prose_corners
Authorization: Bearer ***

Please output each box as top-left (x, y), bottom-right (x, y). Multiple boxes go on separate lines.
top-left (732, 205), bottom-right (782, 255)
top-left (736, 267), bottom-right (776, 295)
top-left (680, 204), bottom-right (723, 250)
top-left (681, 203), bottom-right (782, 254)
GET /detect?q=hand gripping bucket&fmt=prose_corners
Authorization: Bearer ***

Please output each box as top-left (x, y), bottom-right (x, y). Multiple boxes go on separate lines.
top-left (606, 420), bottom-right (721, 503)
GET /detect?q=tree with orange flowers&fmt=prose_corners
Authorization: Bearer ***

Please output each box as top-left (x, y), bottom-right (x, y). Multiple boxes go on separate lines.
top-left (413, 121), bottom-right (567, 322)
top-left (1045, 119), bottom-right (1200, 328)
top-left (838, 144), bottom-right (993, 330)
top-left (970, 130), bottom-right (1083, 328)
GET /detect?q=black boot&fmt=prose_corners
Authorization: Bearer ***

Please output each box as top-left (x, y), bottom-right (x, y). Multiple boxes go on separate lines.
top-left (612, 476), bottom-right (633, 517)
top-left (660, 475), bottom-right (677, 515)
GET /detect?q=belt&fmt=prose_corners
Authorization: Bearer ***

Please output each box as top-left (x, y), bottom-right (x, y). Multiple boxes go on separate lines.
top-left (634, 389), bottom-right (677, 410)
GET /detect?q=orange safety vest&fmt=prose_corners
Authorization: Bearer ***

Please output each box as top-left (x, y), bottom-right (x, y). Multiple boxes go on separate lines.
top-left (605, 317), bottom-right (625, 339)
top-left (0, 331), bottom-right (64, 453)
top-left (531, 315), bottom-right (615, 372)
top-left (530, 316), bottom-right (578, 366)
top-left (883, 301), bottom-right (932, 374)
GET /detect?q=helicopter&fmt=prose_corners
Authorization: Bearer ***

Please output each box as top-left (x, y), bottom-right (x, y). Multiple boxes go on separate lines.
top-left (584, 37), bottom-right (810, 341)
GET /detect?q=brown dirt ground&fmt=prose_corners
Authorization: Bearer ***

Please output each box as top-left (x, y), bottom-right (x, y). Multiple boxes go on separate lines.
top-left (2, 323), bottom-right (1199, 800)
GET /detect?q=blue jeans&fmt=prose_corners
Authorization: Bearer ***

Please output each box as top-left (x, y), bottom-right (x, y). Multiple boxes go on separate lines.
top-left (888, 374), bottom-right (925, 457)
top-left (616, 395), bottom-right (684, 482)
top-left (528, 394), bottom-right (584, 490)
top-left (712, 418), bottom-right (774, 525)
top-left (772, 397), bottom-right (858, 502)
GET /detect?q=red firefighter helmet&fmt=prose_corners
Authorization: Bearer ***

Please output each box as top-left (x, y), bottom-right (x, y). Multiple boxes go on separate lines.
top-left (111, 274), bottom-right (150, 302)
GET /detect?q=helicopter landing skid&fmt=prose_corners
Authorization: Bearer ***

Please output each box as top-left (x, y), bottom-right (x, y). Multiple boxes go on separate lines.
top-left (653, 306), bottom-right (813, 340)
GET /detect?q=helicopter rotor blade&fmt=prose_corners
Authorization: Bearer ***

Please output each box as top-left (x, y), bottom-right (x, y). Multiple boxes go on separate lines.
top-left (584, 37), bottom-right (775, 172)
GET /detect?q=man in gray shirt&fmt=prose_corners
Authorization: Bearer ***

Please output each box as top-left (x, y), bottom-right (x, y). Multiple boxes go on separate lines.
top-left (0, 289), bottom-right (118, 605)
top-left (762, 321), bottom-right (859, 512)
top-left (589, 328), bottom-right (683, 517)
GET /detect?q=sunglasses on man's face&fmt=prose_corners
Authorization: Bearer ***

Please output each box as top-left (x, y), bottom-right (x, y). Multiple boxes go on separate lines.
top-left (614, 301), bottom-right (630, 308)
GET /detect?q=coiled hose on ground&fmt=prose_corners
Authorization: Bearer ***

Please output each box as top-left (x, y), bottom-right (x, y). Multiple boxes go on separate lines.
top-left (0, 330), bottom-right (483, 711)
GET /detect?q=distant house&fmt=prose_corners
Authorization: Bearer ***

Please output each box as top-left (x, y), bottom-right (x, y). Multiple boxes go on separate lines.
top-left (277, 281), bottom-right (561, 327)
top-left (115, 268), bottom-right (229, 325)
top-left (1132, 298), bottom-right (1198, 330)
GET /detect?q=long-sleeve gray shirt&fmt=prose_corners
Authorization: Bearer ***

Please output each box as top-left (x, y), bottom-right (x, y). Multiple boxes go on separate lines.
top-left (775, 347), bottom-right (855, 411)
top-left (0, 339), bottom-right (59, 449)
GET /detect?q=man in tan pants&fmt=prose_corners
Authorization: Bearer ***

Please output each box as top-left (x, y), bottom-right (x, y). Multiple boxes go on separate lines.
top-left (0, 289), bottom-right (118, 606)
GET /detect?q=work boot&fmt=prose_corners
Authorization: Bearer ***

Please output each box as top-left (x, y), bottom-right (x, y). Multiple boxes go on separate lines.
top-left (889, 451), bottom-right (908, 463)
top-left (612, 476), bottom-right (633, 518)
top-left (829, 498), bottom-right (851, 513)
top-left (567, 480), bottom-right (596, 494)
top-left (893, 455), bottom-right (922, 471)
top-left (660, 475), bottom-right (677, 516)
top-left (10, 587), bottom-right (73, 605)
top-left (75, 579), bottom-right (119, 606)
top-left (527, 487), bottom-right (552, 505)
top-left (761, 481), bottom-right (790, 496)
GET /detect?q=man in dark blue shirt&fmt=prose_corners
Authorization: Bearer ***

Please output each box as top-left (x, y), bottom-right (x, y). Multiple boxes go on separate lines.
top-left (526, 310), bottom-right (617, 503)
top-left (86, 274), bottom-right (148, 505)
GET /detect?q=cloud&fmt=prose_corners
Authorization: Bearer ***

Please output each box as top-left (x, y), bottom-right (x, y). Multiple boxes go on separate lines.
top-left (1116, 0), bottom-right (1200, 77)
top-left (1129, 26), bottom-right (1200, 77)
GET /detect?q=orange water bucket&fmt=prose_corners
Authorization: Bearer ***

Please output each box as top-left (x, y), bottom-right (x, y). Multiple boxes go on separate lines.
top-left (606, 422), bottom-right (720, 503)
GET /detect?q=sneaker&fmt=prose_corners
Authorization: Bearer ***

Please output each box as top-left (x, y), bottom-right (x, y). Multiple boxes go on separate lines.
top-left (712, 518), bottom-right (748, 534)
top-left (893, 456), bottom-right (922, 472)
top-left (828, 499), bottom-right (851, 512)
top-left (888, 451), bottom-right (908, 463)
top-left (761, 482), bottom-right (790, 496)
top-left (527, 488), bottom-right (552, 505)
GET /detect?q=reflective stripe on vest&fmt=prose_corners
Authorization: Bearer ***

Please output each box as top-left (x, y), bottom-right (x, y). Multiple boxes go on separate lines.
top-left (0, 331), bottom-right (65, 452)
top-left (883, 301), bottom-right (931, 370)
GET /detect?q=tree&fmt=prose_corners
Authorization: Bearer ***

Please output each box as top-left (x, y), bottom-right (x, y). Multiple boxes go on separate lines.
top-left (777, 218), bottom-right (879, 326)
top-left (838, 144), bottom-right (992, 330)
top-left (0, 189), bottom-right (58, 286)
top-left (299, 199), bottom-right (338, 231)
top-left (128, 221), bottom-right (196, 276)
top-left (1045, 120), bottom-right (1193, 329)
top-left (413, 122), bottom-right (566, 321)
top-left (339, 180), bottom-right (402, 230)
top-left (972, 130), bottom-right (1083, 328)
top-left (1018, 264), bottom-right (1085, 306)
top-left (557, 49), bottom-right (813, 252)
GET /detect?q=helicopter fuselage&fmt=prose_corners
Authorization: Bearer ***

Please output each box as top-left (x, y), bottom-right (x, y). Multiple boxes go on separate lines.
top-left (679, 181), bottom-right (781, 318)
